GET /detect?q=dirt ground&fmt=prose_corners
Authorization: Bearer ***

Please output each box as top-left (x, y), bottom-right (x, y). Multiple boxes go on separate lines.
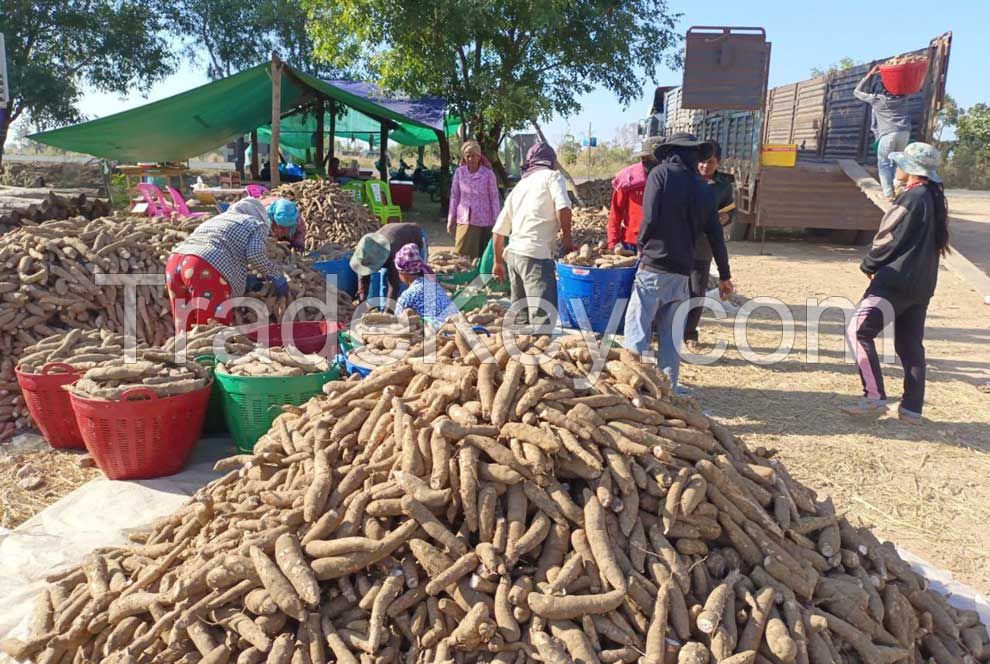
top-left (681, 238), bottom-right (990, 593)
top-left (946, 190), bottom-right (990, 277)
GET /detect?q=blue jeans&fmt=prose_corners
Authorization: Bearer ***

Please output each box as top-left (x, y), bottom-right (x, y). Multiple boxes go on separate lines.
top-left (877, 130), bottom-right (910, 198)
top-left (623, 268), bottom-right (690, 388)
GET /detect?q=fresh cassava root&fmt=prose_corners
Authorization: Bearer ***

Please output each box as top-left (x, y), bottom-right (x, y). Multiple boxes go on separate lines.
top-left (6, 337), bottom-right (987, 664)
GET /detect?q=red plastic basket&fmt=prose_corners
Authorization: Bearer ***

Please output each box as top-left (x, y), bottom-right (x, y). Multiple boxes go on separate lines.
top-left (69, 385), bottom-right (211, 480)
top-left (247, 321), bottom-right (341, 356)
top-left (15, 363), bottom-right (85, 449)
top-left (879, 61), bottom-right (928, 96)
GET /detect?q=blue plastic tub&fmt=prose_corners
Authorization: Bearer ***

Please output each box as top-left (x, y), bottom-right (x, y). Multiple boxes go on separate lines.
top-left (556, 261), bottom-right (638, 334)
top-left (313, 253), bottom-right (358, 297)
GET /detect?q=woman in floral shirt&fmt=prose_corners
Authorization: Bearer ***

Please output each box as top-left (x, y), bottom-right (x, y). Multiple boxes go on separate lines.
top-left (447, 140), bottom-right (501, 259)
top-left (395, 244), bottom-right (459, 325)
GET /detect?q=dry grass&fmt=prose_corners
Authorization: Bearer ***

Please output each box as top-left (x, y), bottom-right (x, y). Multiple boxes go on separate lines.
top-left (683, 238), bottom-right (990, 592)
top-left (0, 443), bottom-right (101, 529)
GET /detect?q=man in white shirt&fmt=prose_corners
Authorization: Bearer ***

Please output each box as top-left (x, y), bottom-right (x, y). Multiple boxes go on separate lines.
top-left (492, 143), bottom-right (573, 328)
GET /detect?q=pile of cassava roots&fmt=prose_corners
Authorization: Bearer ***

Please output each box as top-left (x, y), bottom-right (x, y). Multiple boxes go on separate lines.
top-left (3, 333), bottom-right (986, 664)
top-left (270, 181), bottom-right (381, 252)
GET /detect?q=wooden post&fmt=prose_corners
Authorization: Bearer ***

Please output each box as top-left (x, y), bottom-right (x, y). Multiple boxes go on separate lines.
top-left (270, 56), bottom-right (282, 187)
top-left (250, 130), bottom-right (260, 180)
top-left (437, 130), bottom-right (451, 212)
top-left (378, 124), bottom-right (389, 181)
top-left (328, 100), bottom-right (337, 169)
top-left (315, 97), bottom-right (325, 174)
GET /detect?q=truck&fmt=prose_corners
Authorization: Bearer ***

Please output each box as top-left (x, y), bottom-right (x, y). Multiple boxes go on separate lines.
top-left (642, 27), bottom-right (952, 242)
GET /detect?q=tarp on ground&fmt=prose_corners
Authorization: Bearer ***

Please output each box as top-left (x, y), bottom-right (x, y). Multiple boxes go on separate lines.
top-left (28, 63), bottom-right (458, 162)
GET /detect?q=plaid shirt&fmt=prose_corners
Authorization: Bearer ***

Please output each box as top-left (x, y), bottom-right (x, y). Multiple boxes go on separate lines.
top-left (172, 198), bottom-right (281, 296)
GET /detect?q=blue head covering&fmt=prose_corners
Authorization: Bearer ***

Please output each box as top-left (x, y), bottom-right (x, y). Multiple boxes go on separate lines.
top-left (267, 199), bottom-right (299, 229)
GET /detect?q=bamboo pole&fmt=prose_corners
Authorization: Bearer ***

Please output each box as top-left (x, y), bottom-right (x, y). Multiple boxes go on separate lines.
top-left (270, 56), bottom-right (282, 187)
top-left (315, 97), bottom-right (325, 175)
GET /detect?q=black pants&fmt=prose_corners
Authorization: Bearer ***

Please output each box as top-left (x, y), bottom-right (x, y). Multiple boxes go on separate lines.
top-left (684, 259), bottom-right (712, 342)
top-left (845, 291), bottom-right (929, 414)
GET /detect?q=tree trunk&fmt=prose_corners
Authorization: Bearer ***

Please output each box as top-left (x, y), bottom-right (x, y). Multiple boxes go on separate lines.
top-left (531, 119), bottom-right (584, 206)
top-left (0, 111), bottom-right (10, 173)
top-left (438, 130), bottom-right (451, 212)
top-left (476, 126), bottom-right (508, 187)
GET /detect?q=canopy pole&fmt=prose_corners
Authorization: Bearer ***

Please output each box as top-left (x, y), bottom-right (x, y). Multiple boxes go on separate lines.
top-left (270, 55), bottom-right (283, 187)
top-left (437, 129), bottom-right (451, 213)
top-left (250, 130), bottom-right (260, 180)
top-left (328, 100), bottom-right (336, 170)
top-left (378, 124), bottom-right (388, 182)
top-left (315, 97), bottom-right (325, 175)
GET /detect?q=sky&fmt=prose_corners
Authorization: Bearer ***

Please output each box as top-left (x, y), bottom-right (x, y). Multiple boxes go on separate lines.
top-left (63, 0), bottom-right (989, 150)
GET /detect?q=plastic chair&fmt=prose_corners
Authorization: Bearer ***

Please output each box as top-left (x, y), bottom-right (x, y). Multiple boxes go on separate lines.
top-left (165, 187), bottom-right (208, 219)
top-left (136, 183), bottom-right (173, 217)
top-left (341, 180), bottom-right (366, 204)
top-left (364, 179), bottom-right (402, 224)
top-left (244, 184), bottom-right (269, 198)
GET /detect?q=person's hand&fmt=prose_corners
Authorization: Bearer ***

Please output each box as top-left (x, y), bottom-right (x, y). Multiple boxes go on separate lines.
top-left (290, 239), bottom-right (305, 252)
top-left (719, 212), bottom-right (731, 226)
top-left (869, 64), bottom-right (881, 76)
top-left (492, 261), bottom-right (506, 282)
top-left (271, 274), bottom-right (290, 297)
top-left (447, 219), bottom-right (456, 235)
top-left (718, 279), bottom-right (734, 300)
top-left (245, 275), bottom-right (264, 293)
top-left (561, 238), bottom-right (574, 255)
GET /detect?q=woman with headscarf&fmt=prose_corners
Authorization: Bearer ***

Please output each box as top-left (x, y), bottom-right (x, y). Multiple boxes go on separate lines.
top-left (165, 197), bottom-right (295, 332)
top-left (843, 142), bottom-right (949, 424)
top-left (394, 243), bottom-right (459, 325)
top-left (447, 140), bottom-right (501, 259)
top-left (491, 142), bottom-right (573, 328)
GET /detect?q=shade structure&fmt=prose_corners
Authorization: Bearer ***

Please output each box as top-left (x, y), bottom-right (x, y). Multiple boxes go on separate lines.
top-left (29, 62), bottom-right (458, 162)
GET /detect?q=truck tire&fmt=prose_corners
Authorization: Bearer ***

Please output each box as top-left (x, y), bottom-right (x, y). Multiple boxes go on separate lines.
top-left (728, 218), bottom-right (751, 241)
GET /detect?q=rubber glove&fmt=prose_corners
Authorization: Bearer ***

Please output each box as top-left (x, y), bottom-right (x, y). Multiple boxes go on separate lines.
top-left (245, 275), bottom-right (264, 293)
top-left (271, 274), bottom-right (290, 297)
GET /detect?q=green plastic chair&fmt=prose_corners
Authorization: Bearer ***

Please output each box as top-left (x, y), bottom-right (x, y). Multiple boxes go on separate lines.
top-left (341, 180), bottom-right (366, 204)
top-left (364, 179), bottom-right (403, 224)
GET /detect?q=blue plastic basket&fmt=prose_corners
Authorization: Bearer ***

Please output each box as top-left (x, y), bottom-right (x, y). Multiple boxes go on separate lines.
top-left (556, 261), bottom-right (637, 334)
top-left (313, 253), bottom-right (359, 297)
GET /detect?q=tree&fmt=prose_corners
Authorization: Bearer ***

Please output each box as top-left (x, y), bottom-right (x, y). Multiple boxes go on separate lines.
top-left (940, 102), bottom-right (990, 189)
top-left (557, 134), bottom-right (581, 166)
top-left (810, 57), bottom-right (859, 78)
top-left (0, 1), bottom-right (175, 167)
top-left (933, 93), bottom-right (959, 145)
top-left (304, 0), bottom-right (681, 182)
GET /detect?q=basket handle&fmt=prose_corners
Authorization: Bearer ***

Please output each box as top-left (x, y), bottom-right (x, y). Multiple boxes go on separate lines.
top-left (120, 387), bottom-right (158, 402)
top-left (41, 362), bottom-right (79, 375)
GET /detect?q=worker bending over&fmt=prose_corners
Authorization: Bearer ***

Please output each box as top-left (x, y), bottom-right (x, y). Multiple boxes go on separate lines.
top-left (166, 198), bottom-right (296, 332)
top-left (351, 222), bottom-right (426, 304)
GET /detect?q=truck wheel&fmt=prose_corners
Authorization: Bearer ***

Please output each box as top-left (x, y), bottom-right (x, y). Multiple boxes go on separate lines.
top-left (728, 218), bottom-right (751, 241)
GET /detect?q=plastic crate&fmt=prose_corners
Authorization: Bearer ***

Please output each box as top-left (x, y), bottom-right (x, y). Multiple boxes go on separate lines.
top-left (15, 363), bottom-right (84, 449)
top-left (216, 365), bottom-right (341, 452)
top-left (195, 355), bottom-right (227, 435)
top-left (556, 261), bottom-right (637, 334)
top-left (452, 288), bottom-right (487, 312)
top-left (70, 385), bottom-right (211, 480)
top-left (879, 60), bottom-right (927, 95)
top-left (312, 252), bottom-right (359, 297)
top-left (247, 321), bottom-right (341, 357)
top-left (437, 265), bottom-right (480, 288)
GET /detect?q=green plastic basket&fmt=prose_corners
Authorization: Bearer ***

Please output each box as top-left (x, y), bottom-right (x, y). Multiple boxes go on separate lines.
top-left (195, 355), bottom-right (227, 436)
top-left (477, 239), bottom-right (510, 292)
top-left (215, 365), bottom-right (341, 452)
top-left (437, 265), bottom-right (480, 288)
top-left (453, 288), bottom-right (487, 312)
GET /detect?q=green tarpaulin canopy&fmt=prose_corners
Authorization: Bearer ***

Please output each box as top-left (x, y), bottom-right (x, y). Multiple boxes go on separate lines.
top-left (29, 62), bottom-right (458, 162)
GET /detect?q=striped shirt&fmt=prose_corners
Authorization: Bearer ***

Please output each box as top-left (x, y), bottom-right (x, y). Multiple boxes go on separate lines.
top-left (172, 198), bottom-right (282, 296)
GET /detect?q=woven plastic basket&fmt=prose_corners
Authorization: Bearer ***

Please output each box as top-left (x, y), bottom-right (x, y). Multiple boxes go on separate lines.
top-left (15, 363), bottom-right (84, 449)
top-left (195, 355), bottom-right (227, 436)
top-left (216, 365), bottom-right (341, 452)
top-left (556, 261), bottom-right (637, 334)
top-left (70, 385), bottom-right (211, 480)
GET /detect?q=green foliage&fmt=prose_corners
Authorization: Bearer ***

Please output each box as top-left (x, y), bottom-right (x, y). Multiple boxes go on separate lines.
top-left (557, 134), bottom-right (581, 166)
top-left (304, 0), bottom-right (681, 169)
top-left (810, 57), bottom-right (860, 78)
top-left (0, 0), bottom-right (175, 161)
top-left (941, 101), bottom-right (990, 189)
top-left (168, 0), bottom-right (338, 80)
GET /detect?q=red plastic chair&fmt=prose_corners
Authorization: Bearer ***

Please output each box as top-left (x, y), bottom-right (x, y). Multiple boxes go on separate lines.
top-left (245, 184), bottom-right (270, 198)
top-left (166, 186), bottom-right (208, 219)
top-left (136, 183), bottom-right (173, 217)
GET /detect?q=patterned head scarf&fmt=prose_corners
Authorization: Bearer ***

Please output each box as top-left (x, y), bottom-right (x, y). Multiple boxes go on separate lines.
top-left (460, 140), bottom-right (492, 168)
top-left (223, 197), bottom-right (269, 228)
top-left (522, 142), bottom-right (557, 178)
top-left (394, 243), bottom-right (433, 275)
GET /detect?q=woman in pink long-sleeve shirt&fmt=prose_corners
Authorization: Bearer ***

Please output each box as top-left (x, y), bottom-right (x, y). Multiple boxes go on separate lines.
top-left (447, 140), bottom-right (501, 259)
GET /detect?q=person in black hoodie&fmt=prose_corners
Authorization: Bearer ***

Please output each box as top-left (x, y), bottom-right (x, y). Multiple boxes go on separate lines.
top-left (843, 142), bottom-right (949, 423)
top-left (623, 133), bottom-right (733, 391)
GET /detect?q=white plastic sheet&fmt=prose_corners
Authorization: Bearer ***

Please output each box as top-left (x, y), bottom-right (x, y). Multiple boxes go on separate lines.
top-left (0, 437), bottom-right (235, 659)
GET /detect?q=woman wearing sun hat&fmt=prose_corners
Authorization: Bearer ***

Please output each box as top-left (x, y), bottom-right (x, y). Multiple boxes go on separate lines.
top-left (844, 142), bottom-right (950, 423)
top-left (166, 197), bottom-right (297, 332)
